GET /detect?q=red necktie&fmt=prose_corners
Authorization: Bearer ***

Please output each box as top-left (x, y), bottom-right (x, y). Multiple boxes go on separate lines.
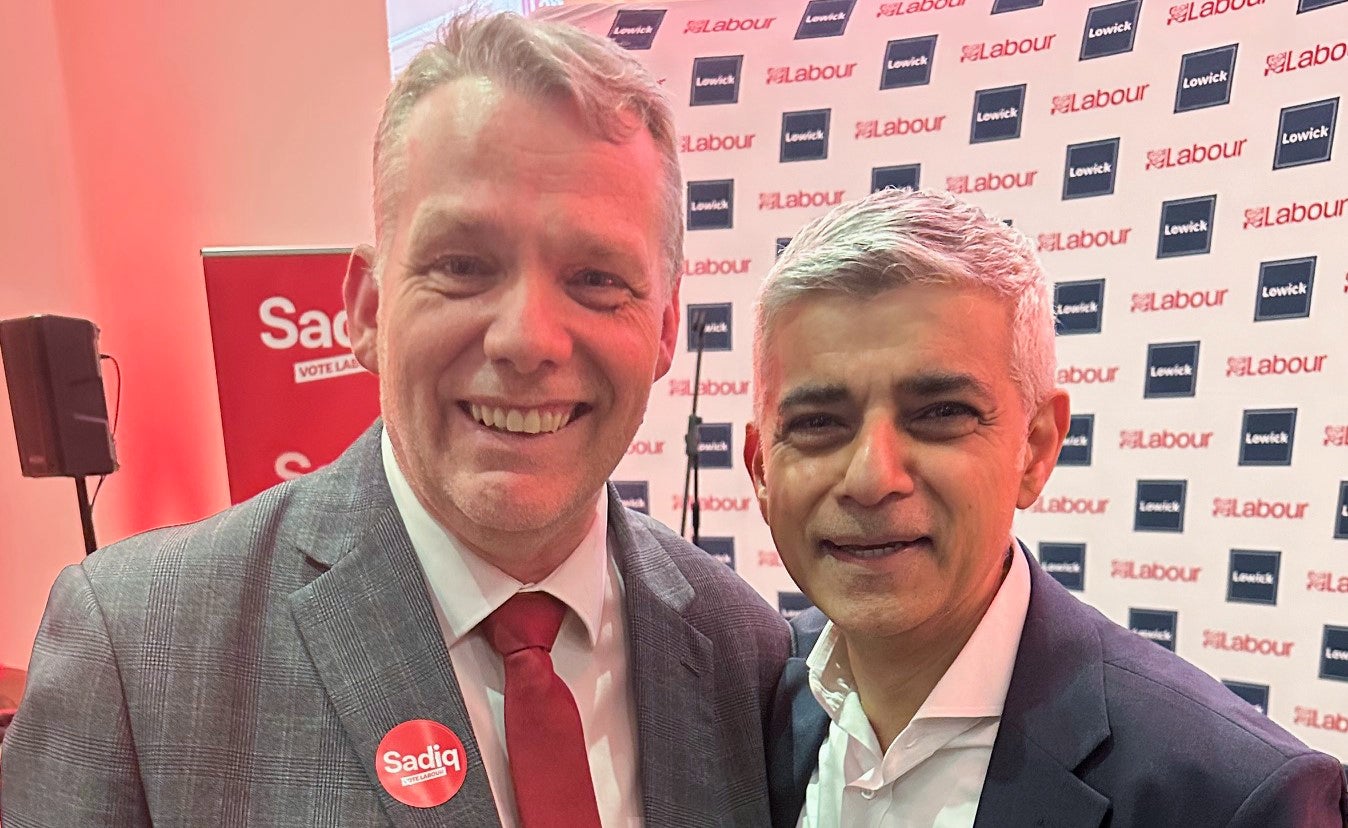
top-left (482, 592), bottom-right (603, 828)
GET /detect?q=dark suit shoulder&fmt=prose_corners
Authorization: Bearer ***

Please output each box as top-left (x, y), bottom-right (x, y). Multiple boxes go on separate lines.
top-left (1075, 604), bottom-right (1345, 822)
top-left (1096, 619), bottom-right (1313, 765)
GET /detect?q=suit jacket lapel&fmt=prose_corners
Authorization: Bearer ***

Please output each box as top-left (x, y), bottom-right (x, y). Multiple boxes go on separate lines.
top-left (974, 546), bottom-right (1111, 828)
top-left (608, 490), bottom-right (717, 828)
top-left (768, 613), bottom-right (829, 828)
top-left (289, 424), bottom-right (503, 828)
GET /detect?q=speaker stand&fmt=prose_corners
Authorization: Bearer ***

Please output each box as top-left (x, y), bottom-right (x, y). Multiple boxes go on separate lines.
top-left (74, 477), bottom-right (97, 556)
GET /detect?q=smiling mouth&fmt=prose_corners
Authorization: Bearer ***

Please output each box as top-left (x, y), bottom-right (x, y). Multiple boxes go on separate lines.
top-left (821, 538), bottom-right (927, 561)
top-left (462, 402), bottom-right (590, 435)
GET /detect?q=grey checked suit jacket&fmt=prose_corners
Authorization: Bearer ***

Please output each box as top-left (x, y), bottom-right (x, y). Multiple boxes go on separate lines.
top-left (1, 423), bottom-right (791, 827)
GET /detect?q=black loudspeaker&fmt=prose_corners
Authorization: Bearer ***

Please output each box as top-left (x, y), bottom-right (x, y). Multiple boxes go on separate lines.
top-left (0, 315), bottom-right (117, 478)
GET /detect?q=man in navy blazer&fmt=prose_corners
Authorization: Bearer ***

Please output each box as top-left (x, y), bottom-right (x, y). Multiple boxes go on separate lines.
top-left (744, 188), bottom-right (1347, 827)
top-left (2, 12), bottom-right (789, 827)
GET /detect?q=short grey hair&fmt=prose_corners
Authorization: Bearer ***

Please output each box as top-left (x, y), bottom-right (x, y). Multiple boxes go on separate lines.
top-left (753, 188), bottom-right (1056, 421)
top-left (372, 11), bottom-right (683, 287)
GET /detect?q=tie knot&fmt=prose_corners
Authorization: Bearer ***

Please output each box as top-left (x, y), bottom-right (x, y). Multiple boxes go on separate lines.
top-left (482, 592), bottom-right (567, 656)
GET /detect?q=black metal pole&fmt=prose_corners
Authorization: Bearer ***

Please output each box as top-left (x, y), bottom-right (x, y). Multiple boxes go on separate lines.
top-left (74, 477), bottom-right (97, 556)
top-left (679, 312), bottom-right (707, 542)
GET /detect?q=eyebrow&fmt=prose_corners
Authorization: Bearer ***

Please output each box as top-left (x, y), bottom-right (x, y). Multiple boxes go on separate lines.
top-left (405, 207), bottom-right (497, 252)
top-left (777, 383), bottom-right (850, 414)
top-left (896, 372), bottom-right (995, 401)
top-left (404, 205), bottom-right (649, 278)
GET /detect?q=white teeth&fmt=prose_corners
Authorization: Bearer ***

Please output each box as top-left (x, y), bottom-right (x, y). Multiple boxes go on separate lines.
top-left (469, 404), bottom-right (576, 434)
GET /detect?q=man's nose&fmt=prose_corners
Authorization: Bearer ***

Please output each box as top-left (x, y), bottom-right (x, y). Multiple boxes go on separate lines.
top-left (838, 415), bottom-right (917, 508)
top-left (482, 271), bottom-right (573, 374)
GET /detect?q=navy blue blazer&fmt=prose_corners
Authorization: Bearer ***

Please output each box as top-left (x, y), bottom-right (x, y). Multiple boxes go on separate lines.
top-left (767, 546), bottom-right (1348, 827)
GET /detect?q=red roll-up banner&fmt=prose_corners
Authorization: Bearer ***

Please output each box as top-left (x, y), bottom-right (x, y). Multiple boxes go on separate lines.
top-left (202, 247), bottom-right (379, 504)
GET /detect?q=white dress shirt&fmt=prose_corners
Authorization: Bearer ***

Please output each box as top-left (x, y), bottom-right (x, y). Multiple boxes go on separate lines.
top-left (798, 546), bottom-right (1031, 828)
top-left (382, 430), bottom-right (642, 827)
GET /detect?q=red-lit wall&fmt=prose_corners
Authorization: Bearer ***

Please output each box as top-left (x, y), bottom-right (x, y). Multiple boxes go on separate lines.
top-left (0, 0), bottom-right (392, 668)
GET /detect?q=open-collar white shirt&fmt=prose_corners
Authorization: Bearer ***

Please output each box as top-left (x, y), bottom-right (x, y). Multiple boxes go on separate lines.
top-left (798, 545), bottom-right (1031, 828)
top-left (382, 429), bottom-right (641, 827)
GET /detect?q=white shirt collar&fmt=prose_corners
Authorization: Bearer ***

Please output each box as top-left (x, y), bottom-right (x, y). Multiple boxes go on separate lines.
top-left (380, 426), bottom-right (609, 647)
top-left (807, 542), bottom-right (1031, 724)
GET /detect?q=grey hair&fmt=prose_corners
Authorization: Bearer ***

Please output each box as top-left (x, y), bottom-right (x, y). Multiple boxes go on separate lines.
top-left (371, 11), bottom-right (683, 287)
top-left (753, 188), bottom-right (1056, 422)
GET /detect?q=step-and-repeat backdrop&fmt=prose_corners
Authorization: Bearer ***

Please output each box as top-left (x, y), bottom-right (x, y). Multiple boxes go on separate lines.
top-left (537, 0), bottom-right (1348, 759)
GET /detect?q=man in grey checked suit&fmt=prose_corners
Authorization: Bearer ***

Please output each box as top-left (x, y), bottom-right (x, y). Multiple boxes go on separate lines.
top-left (1, 12), bottom-right (790, 827)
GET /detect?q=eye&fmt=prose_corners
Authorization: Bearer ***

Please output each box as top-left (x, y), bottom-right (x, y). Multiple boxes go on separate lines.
top-left (920, 401), bottom-right (978, 419)
top-left (776, 412), bottom-right (849, 447)
top-left (569, 268), bottom-right (633, 310)
top-left (910, 401), bottom-right (981, 438)
top-left (427, 255), bottom-right (490, 278)
top-left (577, 269), bottom-right (622, 288)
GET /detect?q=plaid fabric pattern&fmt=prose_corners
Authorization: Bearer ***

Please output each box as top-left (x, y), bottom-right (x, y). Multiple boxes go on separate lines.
top-left (2, 422), bottom-right (790, 827)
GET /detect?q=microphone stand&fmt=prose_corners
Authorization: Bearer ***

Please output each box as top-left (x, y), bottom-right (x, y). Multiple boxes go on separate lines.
top-left (679, 312), bottom-right (707, 547)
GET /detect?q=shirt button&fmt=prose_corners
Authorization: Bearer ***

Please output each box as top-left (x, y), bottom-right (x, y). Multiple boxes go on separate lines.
top-left (861, 789), bottom-right (877, 800)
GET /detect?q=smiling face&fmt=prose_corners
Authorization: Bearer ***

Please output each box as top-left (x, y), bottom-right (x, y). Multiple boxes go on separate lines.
top-left (346, 79), bottom-right (679, 579)
top-left (746, 283), bottom-right (1067, 644)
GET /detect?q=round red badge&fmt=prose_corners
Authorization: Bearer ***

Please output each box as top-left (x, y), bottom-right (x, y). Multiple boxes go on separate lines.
top-left (375, 719), bottom-right (468, 808)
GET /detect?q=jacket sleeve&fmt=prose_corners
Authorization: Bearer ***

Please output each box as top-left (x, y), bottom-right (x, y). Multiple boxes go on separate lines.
top-left (1228, 750), bottom-right (1348, 828)
top-left (0, 565), bottom-right (151, 827)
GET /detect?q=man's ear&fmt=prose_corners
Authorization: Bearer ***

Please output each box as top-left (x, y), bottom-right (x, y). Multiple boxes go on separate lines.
top-left (653, 279), bottom-right (681, 381)
top-left (344, 244), bottom-right (380, 374)
top-left (744, 422), bottom-right (770, 523)
top-left (1016, 389), bottom-right (1071, 509)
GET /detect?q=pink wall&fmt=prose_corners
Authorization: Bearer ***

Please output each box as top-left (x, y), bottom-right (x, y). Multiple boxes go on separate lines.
top-left (0, 0), bottom-right (391, 668)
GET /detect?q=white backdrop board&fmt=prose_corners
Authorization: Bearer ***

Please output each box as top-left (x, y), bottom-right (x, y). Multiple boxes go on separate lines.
top-left (540, 0), bottom-right (1348, 760)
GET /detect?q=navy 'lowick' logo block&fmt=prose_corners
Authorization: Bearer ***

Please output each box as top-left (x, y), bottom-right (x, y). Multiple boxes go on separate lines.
top-left (872, 164), bottom-right (921, 193)
top-left (1039, 542), bottom-right (1086, 591)
top-left (1054, 278), bottom-right (1105, 335)
top-left (1298, 0), bottom-right (1348, 12)
top-left (992, 0), bottom-right (1044, 12)
top-left (1129, 608), bottom-right (1178, 651)
top-left (971, 85), bottom-right (1026, 144)
top-left (1227, 549), bottom-right (1281, 606)
top-left (881, 35), bottom-right (938, 89)
top-left (696, 422), bottom-right (734, 469)
top-left (613, 480), bottom-right (650, 514)
top-left (1255, 256), bottom-right (1316, 321)
top-left (1320, 625), bottom-right (1348, 682)
top-left (1080, 1), bottom-right (1142, 60)
top-left (1238, 408), bottom-right (1297, 467)
top-left (607, 9), bottom-right (666, 50)
top-left (1063, 138), bottom-right (1120, 200)
top-left (1058, 414), bottom-right (1094, 466)
top-left (778, 591), bottom-right (815, 621)
top-left (1157, 195), bottom-right (1216, 258)
top-left (1334, 481), bottom-right (1348, 539)
top-left (697, 536), bottom-right (735, 569)
top-left (1175, 44), bottom-right (1238, 113)
top-left (1144, 341), bottom-right (1200, 398)
top-left (686, 180), bottom-right (734, 230)
top-left (1134, 479), bottom-right (1187, 533)
top-left (689, 55), bottom-right (744, 107)
top-left (686, 302), bottom-right (732, 352)
top-left (1222, 680), bottom-right (1270, 715)
top-left (780, 109), bottom-right (831, 162)
top-left (795, 0), bottom-right (855, 39)
top-left (1274, 98), bottom-right (1338, 169)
